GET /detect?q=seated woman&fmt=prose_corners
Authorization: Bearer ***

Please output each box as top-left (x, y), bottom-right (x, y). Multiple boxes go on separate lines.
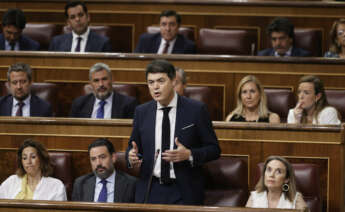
top-left (288, 75), bottom-right (341, 124)
top-left (0, 139), bottom-right (66, 200)
top-left (246, 156), bottom-right (308, 210)
top-left (225, 75), bottom-right (280, 123)
top-left (324, 18), bottom-right (345, 58)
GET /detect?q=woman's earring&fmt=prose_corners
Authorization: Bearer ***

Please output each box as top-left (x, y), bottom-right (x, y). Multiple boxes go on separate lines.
top-left (282, 183), bottom-right (289, 192)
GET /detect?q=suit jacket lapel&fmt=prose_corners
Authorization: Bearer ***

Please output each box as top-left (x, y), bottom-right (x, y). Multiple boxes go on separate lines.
top-left (174, 95), bottom-right (183, 148)
top-left (0, 35), bottom-right (5, 50)
top-left (114, 171), bottom-right (125, 202)
top-left (147, 101), bottom-right (157, 166)
top-left (85, 31), bottom-right (94, 52)
top-left (84, 95), bottom-right (96, 117)
top-left (153, 34), bottom-right (161, 53)
top-left (4, 96), bottom-right (13, 116)
top-left (85, 176), bottom-right (96, 201)
top-left (172, 35), bottom-right (183, 53)
top-left (111, 92), bottom-right (119, 118)
top-left (64, 33), bottom-right (73, 51)
top-left (30, 95), bottom-right (38, 116)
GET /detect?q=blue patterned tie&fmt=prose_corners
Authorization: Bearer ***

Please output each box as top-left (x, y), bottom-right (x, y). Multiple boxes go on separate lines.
top-left (97, 179), bottom-right (107, 202)
top-left (96, 100), bottom-right (106, 118)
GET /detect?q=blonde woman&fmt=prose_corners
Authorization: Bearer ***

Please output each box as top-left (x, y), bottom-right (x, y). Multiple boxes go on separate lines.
top-left (225, 75), bottom-right (280, 123)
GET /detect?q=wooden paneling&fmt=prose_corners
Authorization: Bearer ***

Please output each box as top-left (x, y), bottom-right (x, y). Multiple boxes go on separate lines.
top-left (0, 117), bottom-right (342, 211)
top-left (0, 199), bottom-right (306, 212)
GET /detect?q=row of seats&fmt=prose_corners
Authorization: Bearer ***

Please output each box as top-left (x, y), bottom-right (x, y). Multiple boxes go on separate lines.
top-left (148, 26), bottom-right (322, 56)
top-left (49, 151), bottom-right (321, 212)
top-left (17, 23), bottom-right (322, 56)
top-left (1, 82), bottom-right (344, 122)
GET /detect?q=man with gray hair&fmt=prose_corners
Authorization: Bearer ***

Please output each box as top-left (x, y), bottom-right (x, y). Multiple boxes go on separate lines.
top-left (70, 62), bottom-right (138, 118)
top-left (0, 62), bottom-right (52, 116)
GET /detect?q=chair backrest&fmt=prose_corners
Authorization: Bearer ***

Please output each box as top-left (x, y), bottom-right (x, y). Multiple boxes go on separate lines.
top-left (22, 24), bottom-right (61, 50)
top-left (63, 25), bottom-right (109, 37)
top-left (294, 28), bottom-right (323, 57)
top-left (146, 26), bottom-right (195, 41)
top-left (197, 28), bottom-right (258, 55)
top-left (325, 89), bottom-right (345, 122)
top-left (184, 86), bottom-right (223, 121)
top-left (264, 88), bottom-right (296, 123)
top-left (203, 156), bottom-right (249, 206)
top-left (83, 83), bottom-right (138, 98)
top-left (48, 152), bottom-right (73, 200)
top-left (4, 82), bottom-right (58, 116)
top-left (255, 162), bottom-right (321, 212)
top-left (114, 152), bottom-right (140, 177)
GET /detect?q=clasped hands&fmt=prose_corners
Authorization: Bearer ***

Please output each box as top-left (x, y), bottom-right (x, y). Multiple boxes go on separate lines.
top-left (128, 138), bottom-right (191, 168)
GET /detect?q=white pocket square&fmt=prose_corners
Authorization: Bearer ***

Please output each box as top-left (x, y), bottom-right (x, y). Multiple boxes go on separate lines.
top-left (182, 124), bottom-right (195, 130)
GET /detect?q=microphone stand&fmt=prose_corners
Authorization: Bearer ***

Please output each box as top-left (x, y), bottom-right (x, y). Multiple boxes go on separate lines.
top-left (144, 149), bottom-right (160, 204)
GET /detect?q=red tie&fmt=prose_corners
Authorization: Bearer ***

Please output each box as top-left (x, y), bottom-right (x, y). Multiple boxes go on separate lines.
top-left (16, 101), bottom-right (25, 116)
top-left (162, 42), bottom-right (170, 54)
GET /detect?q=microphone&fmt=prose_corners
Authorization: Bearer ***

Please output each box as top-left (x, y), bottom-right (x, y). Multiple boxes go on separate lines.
top-left (144, 149), bottom-right (160, 204)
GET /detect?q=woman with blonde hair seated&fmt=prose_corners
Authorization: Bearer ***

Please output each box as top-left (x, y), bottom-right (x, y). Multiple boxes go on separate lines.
top-left (0, 139), bottom-right (66, 200)
top-left (246, 156), bottom-right (308, 211)
top-left (324, 18), bottom-right (345, 58)
top-left (225, 75), bottom-right (280, 123)
top-left (288, 75), bottom-right (341, 124)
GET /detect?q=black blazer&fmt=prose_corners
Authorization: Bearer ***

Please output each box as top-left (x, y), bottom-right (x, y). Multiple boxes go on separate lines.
top-left (48, 30), bottom-right (112, 52)
top-left (0, 34), bottom-right (40, 51)
top-left (71, 170), bottom-right (137, 203)
top-left (258, 47), bottom-right (311, 56)
top-left (126, 95), bottom-right (221, 205)
top-left (134, 33), bottom-right (196, 54)
top-left (0, 94), bottom-right (52, 117)
top-left (69, 92), bottom-right (138, 119)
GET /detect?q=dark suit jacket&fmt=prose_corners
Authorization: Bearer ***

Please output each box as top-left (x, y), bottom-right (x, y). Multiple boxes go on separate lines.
top-left (71, 170), bottom-right (137, 203)
top-left (134, 33), bottom-right (196, 54)
top-left (48, 30), bottom-right (112, 52)
top-left (0, 34), bottom-right (40, 51)
top-left (69, 92), bottom-right (138, 119)
top-left (0, 94), bottom-right (52, 117)
top-left (258, 47), bottom-right (311, 56)
top-left (126, 95), bottom-right (220, 205)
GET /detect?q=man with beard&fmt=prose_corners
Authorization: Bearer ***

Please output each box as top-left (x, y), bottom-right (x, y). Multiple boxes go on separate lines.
top-left (72, 138), bottom-right (137, 202)
top-left (258, 17), bottom-right (310, 57)
top-left (49, 1), bottom-right (112, 52)
top-left (0, 63), bottom-right (52, 117)
top-left (69, 62), bottom-right (138, 119)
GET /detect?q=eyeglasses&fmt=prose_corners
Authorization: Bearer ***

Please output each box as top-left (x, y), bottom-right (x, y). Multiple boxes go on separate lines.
top-left (337, 30), bottom-right (345, 36)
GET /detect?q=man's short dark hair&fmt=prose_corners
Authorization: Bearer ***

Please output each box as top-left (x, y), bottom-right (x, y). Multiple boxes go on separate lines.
top-left (160, 10), bottom-right (181, 25)
top-left (65, 1), bottom-right (88, 18)
top-left (267, 17), bottom-right (295, 41)
top-left (2, 8), bottom-right (26, 30)
top-left (146, 59), bottom-right (176, 80)
top-left (7, 62), bottom-right (32, 82)
top-left (88, 138), bottom-right (115, 154)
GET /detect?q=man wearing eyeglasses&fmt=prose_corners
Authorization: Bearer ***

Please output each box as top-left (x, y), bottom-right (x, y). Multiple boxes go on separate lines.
top-left (258, 17), bottom-right (311, 57)
top-left (49, 1), bottom-right (112, 52)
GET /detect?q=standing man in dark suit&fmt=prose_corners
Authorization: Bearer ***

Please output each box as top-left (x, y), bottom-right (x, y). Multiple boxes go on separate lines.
top-left (134, 10), bottom-right (196, 54)
top-left (0, 63), bottom-right (52, 117)
top-left (126, 59), bottom-right (220, 205)
top-left (49, 1), bottom-right (112, 52)
top-left (70, 62), bottom-right (138, 119)
top-left (258, 17), bottom-right (310, 57)
top-left (0, 9), bottom-right (40, 51)
top-left (72, 138), bottom-right (137, 202)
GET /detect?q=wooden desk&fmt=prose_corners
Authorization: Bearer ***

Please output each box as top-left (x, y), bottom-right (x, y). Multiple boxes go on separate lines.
top-left (1, 52), bottom-right (345, 120)
top-left (0, 199), bottom-right (306, 212)
top-left (0, 117), bottom-right (342, 211)
top-left (1, 0), bottom-right (344, 53)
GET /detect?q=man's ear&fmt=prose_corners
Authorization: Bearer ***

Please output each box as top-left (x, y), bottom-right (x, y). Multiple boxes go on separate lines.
top-left (112, 152), bottom-right (117, 163)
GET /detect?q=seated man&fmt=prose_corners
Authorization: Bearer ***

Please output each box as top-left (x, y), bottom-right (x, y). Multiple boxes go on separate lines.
top-left (134, 10), bottom-right (196, 54)
top-left (49, 1), bottom-right (112, 52)
top-left (174, 67), bottom-right (187, 96)
top-left (72, 138), bottom-right (137, 202)
top-left (70, 62), bottom-right (138, 119)
top-left (0, 63), bottom-right (52, 117)
top-left (0, 9), bottom-right (40, 51)
top-left (258, 17), bottom-right (310, 57)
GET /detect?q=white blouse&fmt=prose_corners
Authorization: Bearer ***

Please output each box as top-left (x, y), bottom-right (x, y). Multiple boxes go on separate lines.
top-left (287, 106), bottom-right (341, 125)
top-left (248, 190), bottom-right (300, 208)
top-left (0, 175), bottom-right (67, 201)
